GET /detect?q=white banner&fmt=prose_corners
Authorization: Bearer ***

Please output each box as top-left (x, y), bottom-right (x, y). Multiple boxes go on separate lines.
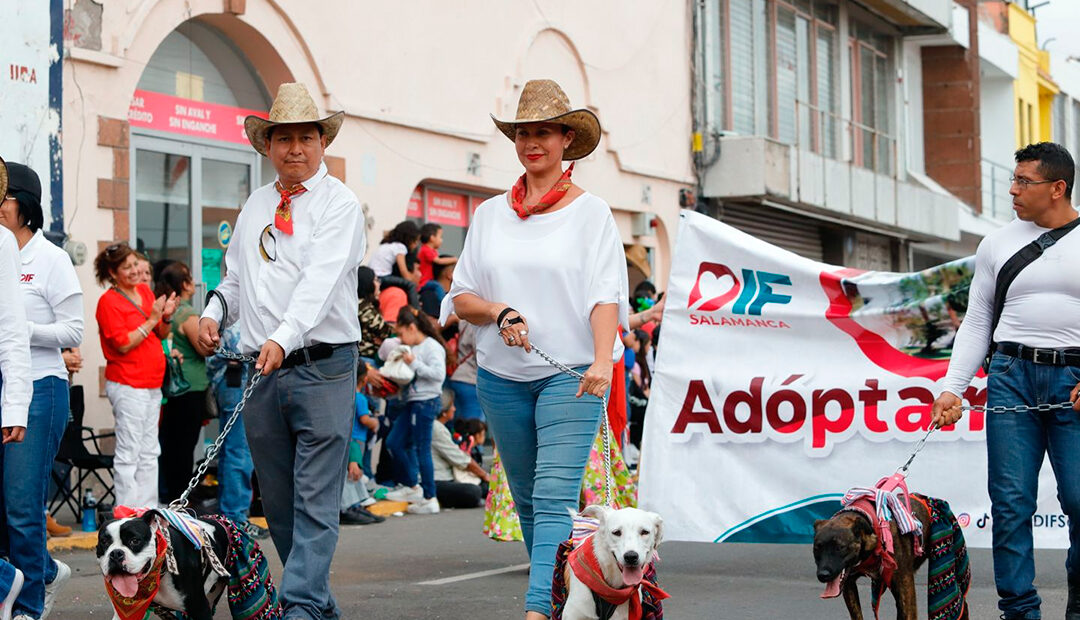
top-left (638, 210), bottom-right (1067, 548)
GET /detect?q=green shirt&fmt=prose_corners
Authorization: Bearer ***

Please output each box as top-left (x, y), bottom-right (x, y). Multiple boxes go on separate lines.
top-left (170, 302), bottom-right (209, 392)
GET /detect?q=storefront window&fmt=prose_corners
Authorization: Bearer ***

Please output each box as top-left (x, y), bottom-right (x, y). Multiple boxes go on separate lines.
top-left (135, 150), bottom-right (192, 266)
top-left (406, 184), bottom-right (498, 256)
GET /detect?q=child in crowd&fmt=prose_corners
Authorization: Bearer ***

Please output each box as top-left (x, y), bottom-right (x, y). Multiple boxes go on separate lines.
top-left (341, 369), bottom-right (385, 525)
top-left (382, 308), bottom-right (447, 514)
top-left (417, 223), bottom-right (457, 287)
top-left (369, 221), bottom-right (421, 306)
top-left (433, 391), bottom-right (490, 509)
top-left (453, 418), bottom-right (487, 466)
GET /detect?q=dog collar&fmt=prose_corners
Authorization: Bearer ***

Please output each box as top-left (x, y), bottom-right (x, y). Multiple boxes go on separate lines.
top-left (105, 528), bottom-right (168, 620)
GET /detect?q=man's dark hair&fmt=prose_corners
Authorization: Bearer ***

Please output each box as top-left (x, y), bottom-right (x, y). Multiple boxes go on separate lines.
top-left (420, 223), bottom-right (442, 244)
top-left (264, 123), bottom-right (325, 143)
top-left (1015, 142), bottom-right (1075, 199)
top-left (432, 254), bottom-right (454, 281)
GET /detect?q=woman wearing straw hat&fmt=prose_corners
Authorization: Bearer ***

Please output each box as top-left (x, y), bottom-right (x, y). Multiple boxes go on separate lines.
top-left (446, 79), bottom-right (629, 619)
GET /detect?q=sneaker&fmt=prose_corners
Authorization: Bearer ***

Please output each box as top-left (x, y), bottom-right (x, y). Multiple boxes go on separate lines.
top-left (240, 520), bottom-right (270, 540)
top-left (2, 568), bottom-right (24, 620)
top-left (41, 560), bottom-right (70, 619)
top-left (359, 496), bottom-right (377, 508)
top-left (384, 485), bottom-right (423, 503)
top-left (347, 505), bottom-right (385, 523)
top-left (340, 509), bottom-right (378, 525)
top-left (406, 497), bottom-right (440, 515)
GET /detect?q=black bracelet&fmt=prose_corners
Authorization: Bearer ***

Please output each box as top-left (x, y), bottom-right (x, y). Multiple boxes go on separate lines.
top-left (496, 307), bottom-right (516, 329)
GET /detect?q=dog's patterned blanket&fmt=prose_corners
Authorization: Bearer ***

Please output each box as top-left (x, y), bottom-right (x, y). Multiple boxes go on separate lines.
top-left (154, 516), bottom-right (283, 620)
top-left (923, 496), bottom-right (971, 620)
top-left (550, 539), bottom-right (664, 620)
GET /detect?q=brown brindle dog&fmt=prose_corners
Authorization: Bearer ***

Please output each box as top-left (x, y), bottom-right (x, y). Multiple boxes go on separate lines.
top-left (812, 497), bottom-right (965, 620)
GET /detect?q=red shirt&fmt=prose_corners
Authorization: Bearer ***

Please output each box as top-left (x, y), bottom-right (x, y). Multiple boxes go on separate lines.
top-left (418, 244), bottom-right (437, 286)
top-left (96, 284), bottom-right (166, 389)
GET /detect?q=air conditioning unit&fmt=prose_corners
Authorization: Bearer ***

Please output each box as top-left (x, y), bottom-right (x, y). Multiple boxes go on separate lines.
top-left (632, 212), bottom-right (656, 237)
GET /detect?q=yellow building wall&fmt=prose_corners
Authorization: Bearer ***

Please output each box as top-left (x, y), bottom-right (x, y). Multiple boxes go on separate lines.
top-left (1008, 3), bottom-right (1058, 147)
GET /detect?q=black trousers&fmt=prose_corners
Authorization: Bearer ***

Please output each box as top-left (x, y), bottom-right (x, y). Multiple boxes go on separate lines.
top-left (435, 480), bottom-right (488, 509)
top-left (159, 389), bottom-right (207, 503)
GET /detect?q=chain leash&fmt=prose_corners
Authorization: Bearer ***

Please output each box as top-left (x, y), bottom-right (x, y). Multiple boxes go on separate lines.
top-left (894, 401), bottom-right (1076, 477)
top-left (531, 344), bottom-right (615, 508)
top-left (171, 349), bottom-right (261, 512)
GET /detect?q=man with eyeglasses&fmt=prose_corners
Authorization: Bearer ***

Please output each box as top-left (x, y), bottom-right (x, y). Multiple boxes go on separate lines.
top-left (197, 83), bottom-right (365, 620)
top-left (933, 142), bottom-right (1080, 620)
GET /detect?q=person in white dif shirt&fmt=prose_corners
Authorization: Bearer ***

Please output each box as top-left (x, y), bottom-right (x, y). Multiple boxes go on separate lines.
top-left (932, 142), bottom-right (1080, 620)
top-left (0, 160), bottom-right (82, 618)
top-left (198, 83), bottom-right (363, 620)
top-left (444, 79), bottom-right (628, 620)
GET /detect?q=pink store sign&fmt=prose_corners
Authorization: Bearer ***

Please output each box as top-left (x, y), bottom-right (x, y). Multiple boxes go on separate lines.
top-left (128, 89), bottom-right (267, 145)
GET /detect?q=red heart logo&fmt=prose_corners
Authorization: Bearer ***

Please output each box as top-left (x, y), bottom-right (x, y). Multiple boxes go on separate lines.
top-left (688, 263), bottom-right (742, 312)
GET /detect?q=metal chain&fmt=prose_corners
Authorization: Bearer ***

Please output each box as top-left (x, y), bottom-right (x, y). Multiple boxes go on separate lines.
top-left (531, 344), bottom-right (615, 508)
top-left (170, 348), bottom-right (261, 511)
top-left (962, 401), bottom-right (1074, 414)
top-left (896, 401), bottom-right (1076, 476)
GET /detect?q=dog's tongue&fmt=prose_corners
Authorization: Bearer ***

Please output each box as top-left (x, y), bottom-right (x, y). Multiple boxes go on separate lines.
top-left (621, 564), bottom-right (645, 586)
top-left (820, 573), bottom-right (844, 599)
top-left (110, 574), bottom-right (140, 598)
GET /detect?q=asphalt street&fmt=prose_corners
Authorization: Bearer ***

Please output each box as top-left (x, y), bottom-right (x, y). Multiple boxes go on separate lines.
top-left (50, 507), bottom-right (1071, 619)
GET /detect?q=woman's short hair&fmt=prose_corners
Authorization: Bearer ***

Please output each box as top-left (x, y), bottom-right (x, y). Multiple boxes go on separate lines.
top-left (357, 266), bottom-right (377, 301)
top-left (440, 388), bottom-right (455, 413)
top-left (155, 261), bottom-right (192, 297)
top-left (93, 242), bottom-right (137, 286)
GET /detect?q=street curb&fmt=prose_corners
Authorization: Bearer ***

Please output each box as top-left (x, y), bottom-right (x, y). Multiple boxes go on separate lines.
top-left (48, 531), bottom-right (97, 552)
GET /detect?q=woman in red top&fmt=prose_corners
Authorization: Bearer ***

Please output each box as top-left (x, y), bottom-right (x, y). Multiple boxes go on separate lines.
top-left (93, 243), bottom-right (177, 508)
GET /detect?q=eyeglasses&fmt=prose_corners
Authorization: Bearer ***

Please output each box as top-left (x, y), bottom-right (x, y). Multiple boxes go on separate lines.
top-left (1010, 176), bottom-right (1061, 189)
top-left (104, 243), bottom-right (127, 256)
top-left (259, 224), bottom-right (276, 262)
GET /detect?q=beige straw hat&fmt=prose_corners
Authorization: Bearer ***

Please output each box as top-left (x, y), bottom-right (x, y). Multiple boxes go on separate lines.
top-left (625, 244), bottom-right (652, 279)
top-left (0, 156), bottom-right (7, 200)
top-left (244, 83), bottom-right (344, 157)
top-left (491, 79), bottom-right (601, 161)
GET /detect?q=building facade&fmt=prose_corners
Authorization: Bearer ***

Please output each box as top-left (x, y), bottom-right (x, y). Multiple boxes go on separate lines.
top-left (62, 0), bottom-right (694, 426)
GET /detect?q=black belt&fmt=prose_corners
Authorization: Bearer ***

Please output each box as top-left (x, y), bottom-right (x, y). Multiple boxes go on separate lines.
top-left (996, 342), bottom-right (1080, 368)
top-left (280, 343), bottom-right (350, 369)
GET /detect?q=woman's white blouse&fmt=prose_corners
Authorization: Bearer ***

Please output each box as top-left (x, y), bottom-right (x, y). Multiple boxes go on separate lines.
top-left (447, 191), bottom-right (629, 381)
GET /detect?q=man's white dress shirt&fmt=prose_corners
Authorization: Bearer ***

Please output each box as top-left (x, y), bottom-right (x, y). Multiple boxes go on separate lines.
top-left (203, 162), bottom-right (366, 356)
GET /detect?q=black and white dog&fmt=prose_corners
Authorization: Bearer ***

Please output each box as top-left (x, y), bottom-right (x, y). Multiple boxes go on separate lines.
top-left (96, 511), bottom-right (229, 620)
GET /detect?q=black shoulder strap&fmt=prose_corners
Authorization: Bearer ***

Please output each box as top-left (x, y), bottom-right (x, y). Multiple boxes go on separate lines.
top-left (984, 216), bottom-right (1080, 366)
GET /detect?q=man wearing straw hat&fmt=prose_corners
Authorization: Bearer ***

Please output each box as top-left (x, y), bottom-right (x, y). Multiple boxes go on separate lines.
top-left (198, 83), bottom-right (364, 620)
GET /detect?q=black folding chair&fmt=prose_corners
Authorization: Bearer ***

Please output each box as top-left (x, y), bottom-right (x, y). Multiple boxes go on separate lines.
top-left (49, 386), bottom-right (116, 521)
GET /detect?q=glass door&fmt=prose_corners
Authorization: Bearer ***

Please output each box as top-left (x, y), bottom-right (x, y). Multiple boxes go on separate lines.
top-left (132, 135), bottom-right (259, 306)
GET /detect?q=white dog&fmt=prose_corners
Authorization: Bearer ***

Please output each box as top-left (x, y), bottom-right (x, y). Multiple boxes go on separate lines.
top-left (562, 505), bottom-right (667, 620)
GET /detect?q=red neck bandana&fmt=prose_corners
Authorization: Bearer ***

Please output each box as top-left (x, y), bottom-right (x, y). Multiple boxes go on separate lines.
top-left (568, 535), bottom-right (670, 620)
top-left (509, 162), bottom-right (574, 219)
top-left (105, 528), bottom-right (168, 620)
top-left (274, 181), bottom-right (308, 235)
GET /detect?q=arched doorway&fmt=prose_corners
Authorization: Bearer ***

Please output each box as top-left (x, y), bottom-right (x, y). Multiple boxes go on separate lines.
top-left (127, 19), bottom-right (272, 297)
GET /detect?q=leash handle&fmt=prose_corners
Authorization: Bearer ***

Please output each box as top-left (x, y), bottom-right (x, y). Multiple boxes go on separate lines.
top-left (531, 344), bottom-right (615, 508)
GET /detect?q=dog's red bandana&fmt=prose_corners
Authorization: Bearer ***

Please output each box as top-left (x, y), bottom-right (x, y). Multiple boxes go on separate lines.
top-left (568, 535), bottom-right (670, 620)
top-left (105, 527), bottom-right (168, 620)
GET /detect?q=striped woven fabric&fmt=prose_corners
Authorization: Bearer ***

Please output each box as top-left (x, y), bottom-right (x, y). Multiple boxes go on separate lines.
top-left (203, 515), bottom-right (284, 619)
top-left (842, 486), bottom-right (923, 547)
top-left (923, 497), bottom-right (971, 620)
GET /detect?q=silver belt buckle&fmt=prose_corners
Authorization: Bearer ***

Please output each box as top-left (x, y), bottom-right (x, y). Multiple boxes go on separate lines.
top-left (1032, 348), bottom-right (1060, 365)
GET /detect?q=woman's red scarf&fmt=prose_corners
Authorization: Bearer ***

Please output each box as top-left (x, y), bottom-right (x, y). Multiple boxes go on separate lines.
top-left (568, 534), bottom-right (670, 620)
top-left (509, 162), bottom-right (574, 219)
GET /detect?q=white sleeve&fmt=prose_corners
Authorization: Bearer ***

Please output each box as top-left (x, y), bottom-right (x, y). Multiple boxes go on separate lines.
top-left (941, 237), bottom-right (996, 396)
top-left (443, 209), bottom-right (485, 325)
top-left (585, 209), bottom-right (630, 331)
top-left (0, 234), bottom-right (31, 428)
top-left (28, 292), bottom-right (84, 349)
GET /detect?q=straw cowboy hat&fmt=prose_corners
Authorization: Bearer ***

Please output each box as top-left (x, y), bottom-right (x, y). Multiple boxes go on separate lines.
top-left (491, 79), bottom-right (601, 161)
top-left (625, 244), bottom-right (652, 279)
top-left (0, 156), bottom-right (7, 200)
top-left (244, 83), bottom-right (344, 157)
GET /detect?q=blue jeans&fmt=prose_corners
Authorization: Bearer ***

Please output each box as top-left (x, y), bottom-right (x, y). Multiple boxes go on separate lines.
top-left (986, 351), bottom-right (1080, 619)
top-left (215, 367), bottom-right (255, 523)
top-left (0, 376), bottom-right (67, 617)
top-left (448, 380), bottom-right (484, 421)
top-left (476, 367), bottom-right (603, 616)
top-left (384, 397), bottom-right (440, 500)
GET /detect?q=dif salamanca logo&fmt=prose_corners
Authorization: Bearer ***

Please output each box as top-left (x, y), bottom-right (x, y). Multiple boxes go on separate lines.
top-left (687, 262), bottom-right (793, 329)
